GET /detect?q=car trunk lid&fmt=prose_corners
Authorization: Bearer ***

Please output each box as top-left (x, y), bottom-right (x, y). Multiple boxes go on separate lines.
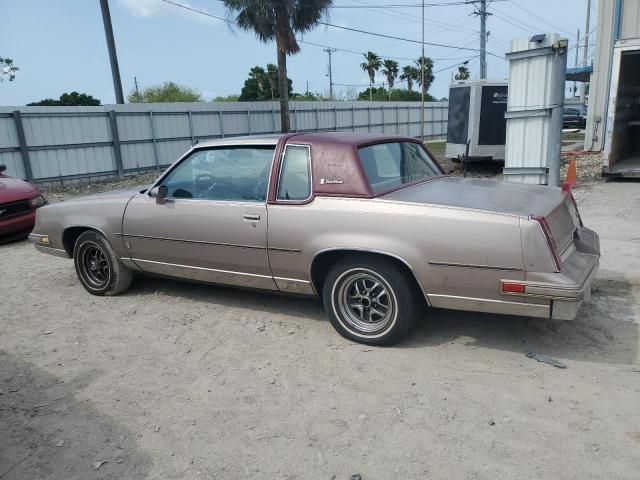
top-left (382, 176), bottom-right (580, 254)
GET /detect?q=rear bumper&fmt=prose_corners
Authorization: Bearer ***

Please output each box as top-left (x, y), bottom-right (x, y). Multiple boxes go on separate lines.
top-left (508, 227), bottom-right (600, 320)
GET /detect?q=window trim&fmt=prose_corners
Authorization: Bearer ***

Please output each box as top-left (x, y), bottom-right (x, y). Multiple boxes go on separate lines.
top-left (147, 144), bottom-right (277, 204)
top-left (275, 144), bottom-right (313, 204)
top-left (356, 140), bottom-right (444, 197)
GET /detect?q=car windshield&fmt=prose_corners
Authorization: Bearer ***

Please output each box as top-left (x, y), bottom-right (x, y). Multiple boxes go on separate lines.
top-left (358, 142), bottom-right (441, 194)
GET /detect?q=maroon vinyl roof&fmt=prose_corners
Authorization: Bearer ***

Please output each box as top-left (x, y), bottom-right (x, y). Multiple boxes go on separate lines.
top-left (289, 131), bottom-right (422, 148)
top-left (266, 132), bottom-right (433, 202)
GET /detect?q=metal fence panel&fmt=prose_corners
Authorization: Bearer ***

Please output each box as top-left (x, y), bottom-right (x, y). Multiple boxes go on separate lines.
top-left (0, 151), bottom-right (25, 178)
top-left (0, 101), bottom-right (448, 185)
top-left (0, 114), bottom-right (19, 148)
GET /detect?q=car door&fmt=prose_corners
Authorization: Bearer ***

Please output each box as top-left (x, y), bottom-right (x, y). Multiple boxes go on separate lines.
top-left (564, 108), bottom-right (578, 126)
top-left (121, 145), bottom-right (278, 291)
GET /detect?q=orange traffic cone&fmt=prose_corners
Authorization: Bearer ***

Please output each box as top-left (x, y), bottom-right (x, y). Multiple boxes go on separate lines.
top-left (565, 158), bottom-right (578, 188)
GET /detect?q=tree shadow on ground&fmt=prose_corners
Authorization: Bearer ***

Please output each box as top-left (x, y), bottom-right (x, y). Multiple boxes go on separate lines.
top-left (125, 269), bottom-right (638, 366)
top-left (0, 351), bottom-right (150, 479)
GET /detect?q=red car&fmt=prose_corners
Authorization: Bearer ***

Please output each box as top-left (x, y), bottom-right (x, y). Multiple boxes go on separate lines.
top-left (0, 164), bottom-right (47, 243)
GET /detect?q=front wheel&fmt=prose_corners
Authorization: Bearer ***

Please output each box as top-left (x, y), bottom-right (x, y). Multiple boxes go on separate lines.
top-left (73, 230), bottom-right (132, 296)
top-left (322, 255), bottom-right (422, 345)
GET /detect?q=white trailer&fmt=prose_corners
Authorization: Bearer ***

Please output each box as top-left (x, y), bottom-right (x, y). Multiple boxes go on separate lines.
top-left (602, 38), bottom-right (640, 177)
top-left (445, 80), bottom-right (508, 162)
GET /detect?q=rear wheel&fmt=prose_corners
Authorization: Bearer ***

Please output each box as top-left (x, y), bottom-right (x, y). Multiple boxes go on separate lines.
top-left (73, 231), bottom-right (132, 296)
top-left (322, 255), bottom-right (422, 345)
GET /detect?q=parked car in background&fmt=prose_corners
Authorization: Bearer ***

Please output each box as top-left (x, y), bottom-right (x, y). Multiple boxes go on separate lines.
top-left (563, 107), bottom-right (587, 128)
top-left (29, 133), bottom-right (600, 345)
top-left (0, 164), bottom-right (47, 243)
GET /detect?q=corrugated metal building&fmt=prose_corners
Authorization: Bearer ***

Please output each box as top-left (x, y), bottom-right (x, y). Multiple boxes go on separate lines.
top-left (586, 0), bottom-right (640, 176)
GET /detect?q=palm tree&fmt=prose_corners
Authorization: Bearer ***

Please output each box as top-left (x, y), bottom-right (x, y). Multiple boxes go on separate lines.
top-left (249, 66), bottom-right (267, 96)
top-left (360, 51), bottom-right (382, 101)
top-left (454, 65), bottom-right (470, 81)
top-left (266, 63), bottom-right (278, 100)
top-left (381, 59), bottom-right (399, 90)
top-left (224, 0), bottom-right (333, 133)
top-left (400, 65), bottom-right (419, 92)
top-left (415, 56), bottom-right (435, 96)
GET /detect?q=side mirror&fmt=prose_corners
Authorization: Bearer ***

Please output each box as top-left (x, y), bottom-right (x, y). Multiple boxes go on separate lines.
top-left (156, 185), bottom-right (168, 205)
top-left (0, 164), bottom-right (6, 173)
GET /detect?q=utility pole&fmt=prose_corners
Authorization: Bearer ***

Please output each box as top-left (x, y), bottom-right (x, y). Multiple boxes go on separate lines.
top-left (323, 48), bottom-right (336, 100)
top-left (99, 0), bottom-right (124, 104)
top-left (580, 0), bottom-right (591, 103)
top-left (574, 29), bottom-right (580, 98)
top-left (134, 76), bottom-right (140, 101)
top-left (420, 0), bottom-right (425, 140)
top-left (468, 0), bottom-right (490, 79)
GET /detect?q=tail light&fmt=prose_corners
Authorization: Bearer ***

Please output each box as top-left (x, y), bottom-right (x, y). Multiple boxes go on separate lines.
top-left (565, 189), bottom-right (583, 226)
top-left (530, 215), bottom-right (563, 272)
top-left (501, 282), bottom-right (526, 294)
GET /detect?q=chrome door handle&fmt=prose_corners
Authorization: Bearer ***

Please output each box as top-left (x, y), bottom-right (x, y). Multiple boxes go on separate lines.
top-left (243, 213), bottom-right (261, 221)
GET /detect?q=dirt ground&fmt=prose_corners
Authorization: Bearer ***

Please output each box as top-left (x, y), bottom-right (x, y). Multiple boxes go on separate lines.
top-left (1, 178), bottom-right (639, 479)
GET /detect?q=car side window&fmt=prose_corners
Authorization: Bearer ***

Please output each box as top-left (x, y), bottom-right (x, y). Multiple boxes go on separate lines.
top-left (161, 146), bottom-right (275, 201)
top-left (277, 146), bottom-right (311, 201)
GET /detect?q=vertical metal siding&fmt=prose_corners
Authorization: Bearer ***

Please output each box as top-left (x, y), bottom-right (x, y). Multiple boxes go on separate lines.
top-left (621, 0), bottom-right (640, 39)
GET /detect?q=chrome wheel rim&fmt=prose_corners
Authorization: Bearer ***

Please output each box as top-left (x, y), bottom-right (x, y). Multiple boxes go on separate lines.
top-left (335, 269), bottom-right (396, 334)
top-left (79, 242), bottom-right (111, 289)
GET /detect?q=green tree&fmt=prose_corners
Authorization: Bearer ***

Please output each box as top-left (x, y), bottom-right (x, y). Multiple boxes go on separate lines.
top-left (224, 0), bottom-right (333, 132)
top-left (454, 65), bottom-right (470, 81)
top-left (381, 59), bottom-right (399, 90)
top-left (290, 91), bottom-right (322, 100)
top-left (127, 81), bottom-right (202, 103)
top-left (357, 87), bottom-right (434, 102)
top-left (27, 91), bottom-right (101, 106)
top-left (360, 51), bottom-right (382, 101)
top-left (0, 57), bottom-right (18, 82)
top-left (239, 64), bottom-right (292, 101)
top-left (212, 94), bottom-right (241, 102)
top-left (415, 56), bottom-right (435, 96)
top-left (400, 65), bottom-right (419, 93)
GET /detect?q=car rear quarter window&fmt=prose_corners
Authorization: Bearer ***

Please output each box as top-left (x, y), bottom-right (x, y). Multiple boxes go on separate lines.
top-left (277, 145), bottom-right (311, 201)
top-left (357, 142), bottom-right (440, 194)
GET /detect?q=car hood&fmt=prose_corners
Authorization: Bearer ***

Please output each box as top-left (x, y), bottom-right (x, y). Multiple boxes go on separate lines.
top-left (381, 176), bottom-right (566, 217)
top-left (62, 187), bottom-right (146, 204)
top-left (0, 175), bottom-right (39, 204)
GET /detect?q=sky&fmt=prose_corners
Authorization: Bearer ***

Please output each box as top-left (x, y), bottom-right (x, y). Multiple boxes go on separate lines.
top-left (0, 0), bottom-right (596, 106)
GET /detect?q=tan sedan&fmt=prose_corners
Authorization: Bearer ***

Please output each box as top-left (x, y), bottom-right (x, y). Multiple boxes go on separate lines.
top-left (30, 133), bottom-right (599, 345)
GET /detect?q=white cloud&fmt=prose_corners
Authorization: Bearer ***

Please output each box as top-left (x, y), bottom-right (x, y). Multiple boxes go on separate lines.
top-left (118, 0), bottom-right (221, 25)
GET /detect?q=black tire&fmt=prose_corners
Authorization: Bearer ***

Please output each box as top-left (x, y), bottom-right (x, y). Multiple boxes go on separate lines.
top-left (322, 255), bottom-right (423, 346)
top-left (73, 230), bottom-right (132, 296)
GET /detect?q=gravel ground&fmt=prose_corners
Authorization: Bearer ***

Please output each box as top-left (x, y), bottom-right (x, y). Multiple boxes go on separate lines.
top-left (1, 180), bottom-right (639, 480)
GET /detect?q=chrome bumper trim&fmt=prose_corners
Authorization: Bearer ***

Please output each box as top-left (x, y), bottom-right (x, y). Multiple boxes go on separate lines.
top-left (34, 244), bottom-right (70, 258)
top-left (428, 294), bottom-right (550, 318)
top-left (503, 259), bottom-right (599, 302)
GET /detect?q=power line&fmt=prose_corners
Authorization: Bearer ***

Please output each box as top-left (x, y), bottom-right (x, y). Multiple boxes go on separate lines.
top-left (318, 21), bottom-right (504, 58)
top-left (342, 0), bottom-right (480, 35)
top-left (159, 0), bottom-right (504, 58)
top-left (298, 38), bottom-right (474, 62)
top-left (507, 0), bottom-right (576, 38)
top-left (161, 0), bottom-right (230, 23)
